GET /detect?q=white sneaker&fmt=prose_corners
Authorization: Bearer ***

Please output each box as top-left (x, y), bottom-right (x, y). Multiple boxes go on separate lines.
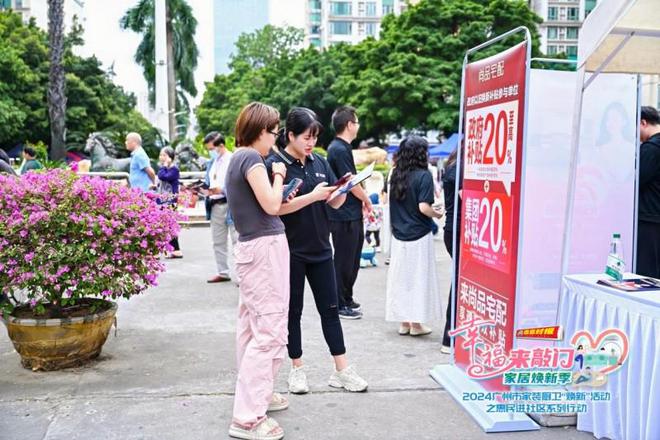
top-left (288, 366), bottom-right (309, 394)
top-left (328, 365), bottom-right (368, 392)
top-left (440, 345), bottom-right (451, 354)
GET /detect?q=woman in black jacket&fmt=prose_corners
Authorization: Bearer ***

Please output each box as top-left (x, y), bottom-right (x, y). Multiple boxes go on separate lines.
top-left (265, 107), bottom-right (369, 395)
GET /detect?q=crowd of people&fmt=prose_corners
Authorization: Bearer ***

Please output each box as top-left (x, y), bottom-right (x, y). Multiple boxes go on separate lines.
top-left (67, 103), bottom-right (449, 440)
top-left (8, 103), bottom-right (660, 440)
top-left (0, 102), bottom-right (461, 440)
top-left (210, 102), bottom-right (449, 440)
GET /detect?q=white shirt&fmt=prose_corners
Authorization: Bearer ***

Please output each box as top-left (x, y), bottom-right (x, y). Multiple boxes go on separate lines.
top-left (209, 150), bottom-right (233, 200)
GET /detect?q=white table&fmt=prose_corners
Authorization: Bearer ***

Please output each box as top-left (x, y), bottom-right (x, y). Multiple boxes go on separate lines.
top-left (560, 274), bottom-right (660, 440)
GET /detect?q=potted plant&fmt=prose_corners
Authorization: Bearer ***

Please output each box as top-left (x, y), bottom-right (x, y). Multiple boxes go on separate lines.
top-left (0, 169), bottom-right (180, 371)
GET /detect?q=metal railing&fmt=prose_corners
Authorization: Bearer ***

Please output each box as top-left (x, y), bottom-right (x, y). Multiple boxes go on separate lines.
top-left (78, 171), bottom-right (130, 181)
top-left (77, 170), bottom-right (210, 226)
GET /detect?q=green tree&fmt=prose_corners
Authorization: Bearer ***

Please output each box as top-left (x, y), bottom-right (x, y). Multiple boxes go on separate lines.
top-left (0, 14), bottom-right (48, 146)
top-left (0, 12), bottom-right (50, 149)
top-left (196, 25), bottom-right (306, 138)
top-left (332, 0), bottom-right (543, 139)
top-left (0, 10), bottom-right (156, 155)
top-left (267, 45), bottom-right (345, 146)
top-left (196, 73), bottom-right (252, 136)
top-left (196, 0), bottom-right (544, 144)
top-left (229, 25), bottom-right (304, 71)
top-left (47, 0), bottom-right (67, 160)
top-left (63, 16), bottom-right (158, 152)
top-left (64, 56), bottom-right (153, 147)
top-left (120, 0), bottom-right (199, 140)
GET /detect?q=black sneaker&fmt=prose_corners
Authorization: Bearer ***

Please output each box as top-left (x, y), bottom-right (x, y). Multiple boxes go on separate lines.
top-left (346, 300), bottom-right (361, 310)
top-left (338, 306), bottom-right (362, 320)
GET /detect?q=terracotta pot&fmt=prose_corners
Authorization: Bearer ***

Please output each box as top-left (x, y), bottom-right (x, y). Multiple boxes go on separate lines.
top-left (2, 301), bottom-right (117, 371)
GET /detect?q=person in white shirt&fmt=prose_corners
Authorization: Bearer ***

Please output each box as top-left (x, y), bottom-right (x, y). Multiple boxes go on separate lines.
top-left (202, 132), bottom-right (238, 283)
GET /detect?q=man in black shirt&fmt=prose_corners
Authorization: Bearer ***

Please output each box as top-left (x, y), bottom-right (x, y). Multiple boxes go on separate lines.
top-left (637, 106), bottom-right (660, 277)
top-left (327, 106), bottom-right (373, 319)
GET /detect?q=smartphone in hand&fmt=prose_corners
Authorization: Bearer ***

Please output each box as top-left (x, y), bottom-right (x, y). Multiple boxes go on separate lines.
top-left (334, 172), bottom-right (352, 188)
top-left (282, 178), bottom-right (303, 201)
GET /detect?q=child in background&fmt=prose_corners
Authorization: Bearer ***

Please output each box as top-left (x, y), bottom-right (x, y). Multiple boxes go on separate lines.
top-left (365, 193), bottom-right (383, 251)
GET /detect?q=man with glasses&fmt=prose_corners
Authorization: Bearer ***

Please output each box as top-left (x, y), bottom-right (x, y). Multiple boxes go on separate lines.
top-left (202, 131), bottom-right (237, 283)
top-left (327, 106), bottom-right (373, 319)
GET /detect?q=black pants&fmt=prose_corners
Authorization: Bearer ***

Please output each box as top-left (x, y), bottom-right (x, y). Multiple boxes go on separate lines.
top-left (163, 203), bottom-right (180, 252)
top-left (365, 230), bottom-right (381, 247)
top-left (330, 220), bottom-right (364, 307)
top-left (442, 229), bottom-right (459, 347)
top-left (288, 257), bottom-right (346, 359)
top-left (636, 220), bottom-right (660, 277)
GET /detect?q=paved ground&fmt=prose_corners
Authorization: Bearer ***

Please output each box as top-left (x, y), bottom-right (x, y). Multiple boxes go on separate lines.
top-left (0, 227), bottom-right (594, 440)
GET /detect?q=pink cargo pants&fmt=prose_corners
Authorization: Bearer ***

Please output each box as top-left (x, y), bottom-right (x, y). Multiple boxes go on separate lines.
top-left (231, 233), bottom-right (290, 428)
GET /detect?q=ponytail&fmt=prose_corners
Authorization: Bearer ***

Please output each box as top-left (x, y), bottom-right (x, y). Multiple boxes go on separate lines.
top-left (275, 127), bottom-right (288, 149)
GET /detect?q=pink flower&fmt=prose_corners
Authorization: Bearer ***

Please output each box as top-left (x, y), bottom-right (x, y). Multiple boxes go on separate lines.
top-left (0, 168), bottom-right (180, 305)
top-left (55, 266), bottom-right (70, 276)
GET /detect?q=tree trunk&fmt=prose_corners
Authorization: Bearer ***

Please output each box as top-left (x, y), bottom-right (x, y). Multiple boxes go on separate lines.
top-left (166, 5), bottom-right (177, 141)
top-left (47, 0), bottom-right (67, 161)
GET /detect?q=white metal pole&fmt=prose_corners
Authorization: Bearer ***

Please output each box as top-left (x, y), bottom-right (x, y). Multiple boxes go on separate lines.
top-left (450, 54), bottom-right (467, 365)
top-left (513, 29), bottom-right (533, 341)
top-left (154, 0), bottom-right (169, 140)
top-left (557, 65), bottom-right (586, 324)
top-left (633, 74), bottom-right (641, 271)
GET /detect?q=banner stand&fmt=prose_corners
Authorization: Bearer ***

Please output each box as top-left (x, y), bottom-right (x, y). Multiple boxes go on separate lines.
top-left (430, 365), bottom-right (539, 432)
top-left (429, 26), bottom-right (538, 433)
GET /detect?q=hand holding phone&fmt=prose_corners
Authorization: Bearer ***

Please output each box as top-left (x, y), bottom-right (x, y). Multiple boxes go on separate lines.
top-left (311, 182), bottom-right (337, 202)
top-left (186, 180), bottom-right (209, 195)
top-left (282, 178), bottom-right (303, 202)
top-left (432, 205), bottom-right (445, 218)
top-left (334, 172), bottom-right (352, 188)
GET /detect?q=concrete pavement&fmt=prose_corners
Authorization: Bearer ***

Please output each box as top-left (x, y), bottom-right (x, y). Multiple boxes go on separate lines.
top-left (0, 227), bottom-right (594, 440)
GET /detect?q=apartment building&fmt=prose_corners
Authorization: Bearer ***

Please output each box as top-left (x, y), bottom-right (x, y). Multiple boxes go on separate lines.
top-left (306, 0), bottom-right (414, 48)
top-left (529, 0), bottom-right (598, 59)
top-left (0, 0), bottom-right (32, 21)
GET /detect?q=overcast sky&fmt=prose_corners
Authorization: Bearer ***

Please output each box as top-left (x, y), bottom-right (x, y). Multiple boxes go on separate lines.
top-left (71, 0), bottom-right (215, 115)
top-left (32, 0), bottom-right (305, 121)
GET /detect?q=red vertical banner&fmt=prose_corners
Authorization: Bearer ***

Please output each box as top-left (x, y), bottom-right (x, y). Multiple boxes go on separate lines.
top-left (454, 42), bottom-right (528, 390)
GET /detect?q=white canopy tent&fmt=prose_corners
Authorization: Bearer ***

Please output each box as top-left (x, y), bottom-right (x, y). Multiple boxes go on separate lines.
top-left (559, 2), bottom-right (660, 438)
top-left (579, 0), bottom-right (660, 76)
top-left (561, 0), bottom-right (660, 278)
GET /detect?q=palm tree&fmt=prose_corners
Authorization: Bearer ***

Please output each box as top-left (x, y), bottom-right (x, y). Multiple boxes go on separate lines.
top-left (120, 0), bottom-right (199, 140)
top-left (48, 0), bottom-right (67, 160)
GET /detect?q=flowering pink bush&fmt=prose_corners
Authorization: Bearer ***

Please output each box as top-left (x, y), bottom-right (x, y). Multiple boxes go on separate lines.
top-left (0, 169), bottom-right (181, 314)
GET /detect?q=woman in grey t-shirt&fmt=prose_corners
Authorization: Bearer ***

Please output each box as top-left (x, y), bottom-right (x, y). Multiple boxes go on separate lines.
top-left (226, 102), bottom-right (291, 440)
